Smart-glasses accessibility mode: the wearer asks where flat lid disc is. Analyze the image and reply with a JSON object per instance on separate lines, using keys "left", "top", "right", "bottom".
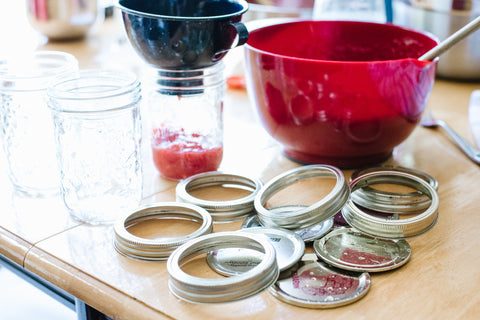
{"left": 207, "top": 227, "right": 305, "bottom": 275}
{"left": 269, "top": 254, "right": 370, "bottom": 308}
{"left": 313, "top": 227, "right": 411, "bottom": 272}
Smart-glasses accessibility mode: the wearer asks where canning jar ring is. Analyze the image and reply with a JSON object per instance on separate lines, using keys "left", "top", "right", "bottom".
{"left": 342, "top": 171, "right": 439, "bottom": 239}
{"left": 350, "top": 165, "right": 438, "bottom": 214}
{"left": 167, "top": 231, "right": 279, "bottom": 303}
{"left": 114, "top": 202, "right": 213, "bottom": 261}
{"left": 176, "top": 171, "right": 263, "bottom": 222}
{"left": 254, "top": 165, "right": 350, "bottom": 230}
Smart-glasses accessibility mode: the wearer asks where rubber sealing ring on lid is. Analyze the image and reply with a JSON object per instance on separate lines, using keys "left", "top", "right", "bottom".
{"left": 350, "top": 165, "right": 438, "bottom": 214}
{"left": 113, "top": 202, "right": 213, "bottom": 261}
{"left": 342, "top": 171, "right": 439, "bottom": 239}
{"left": 167, "top": 231, "right": 279, "bottom": 303}
{"left": 176, "top": 171, "right": 263, "bottom": 222}
{"left": 254, "top": 165, "right": 350, "bottom": 230}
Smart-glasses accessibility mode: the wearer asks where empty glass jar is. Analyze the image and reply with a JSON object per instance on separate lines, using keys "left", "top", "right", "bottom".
{"left": 47, "top": 69, "right": 143, "bottom": 224}
{"left": 0, "top": 51, "right": 78, "bottom": 196}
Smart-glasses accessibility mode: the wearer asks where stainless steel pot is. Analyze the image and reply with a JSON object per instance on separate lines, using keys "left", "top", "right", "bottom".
{"left": 393, "top": 0, "right": 480, "bottom": 80}
{"left": 26, "top": 0, "right": 104, "bottom": 40}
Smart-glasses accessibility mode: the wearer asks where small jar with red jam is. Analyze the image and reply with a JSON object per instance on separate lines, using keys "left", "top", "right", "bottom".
{"left": 145, "top": 63, "right": 225, "bottom": 180}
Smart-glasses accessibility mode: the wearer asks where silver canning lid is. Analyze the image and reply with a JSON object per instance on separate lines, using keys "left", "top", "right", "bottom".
{"left": 313, "top": 227, "right": 411, "bottom": 272}
{"left": 269, "top": 254, "right": 370, "bottom": 308}
{"left": 167, "top": 231, "right": 279, "bottom": 303}
{"left": 206, "top": 227, "right": 305, "bottom": 275}
{"left": 254, "top": 165, "right": 350, "bottom": 230}
{"left": 242, "top": 207, "right": 334, "bottom": 242}
{"left": 114, "top": 202, "right": 213, "bottom": 261}
{"left": 176, "top": 171, "right": 263, "bottom": 222}
{"left": 350, "top": 165, "right": 438, "bottom": 214}
{"left": 342, "top": 171, "right": 440, "bottom": 239}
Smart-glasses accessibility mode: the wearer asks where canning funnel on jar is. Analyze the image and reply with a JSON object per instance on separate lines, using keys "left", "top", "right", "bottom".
{"left": 116, "top": 0, "right": 249, "bottom": 179}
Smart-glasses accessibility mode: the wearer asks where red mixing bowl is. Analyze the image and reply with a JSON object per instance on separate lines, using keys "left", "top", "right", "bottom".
{"left": 244, "top": 20, "right": 438, "bottom": 167}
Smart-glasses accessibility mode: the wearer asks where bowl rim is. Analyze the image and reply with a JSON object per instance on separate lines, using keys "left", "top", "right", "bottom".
{"left": 245, "top": 20, "right": 439, "bottom": 65}
{"left": 116, "top": 0, "right": 249, "bottom": 20}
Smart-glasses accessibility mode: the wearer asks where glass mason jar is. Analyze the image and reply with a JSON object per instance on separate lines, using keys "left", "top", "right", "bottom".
{"left": 47, "top": 69, "right": 143, "bottom": 224}
{"left": 145, "top": 62, "right": 225, "bottom": 180}
{"left": 0, "top": 51, "right": 78, "bottom": 197}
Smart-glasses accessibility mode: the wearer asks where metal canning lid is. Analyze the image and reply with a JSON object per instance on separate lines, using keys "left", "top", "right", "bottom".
{"left": 206, "top": 227, "right": 305, "bottom": 275}
{"left": 176, "top": 171, "right": 263, "bottom": 222}
{"left": 350, "top": 165, "right": 439, "bottom": 214}
{"left": 242, "top": 214, "right": 263, "bottom": 228}
{"left": 342, "top": 171, "right": 440, "bottom": 239}
{"left": 269, "top": 255, "right": 370, "bottom": 308}
{"left": 254, "top": 165, "right": 350, "bottom": 230}
{"left": 242, "top": 207, "right": 334, "bottom": 242}
{"left": 113, "top": 202, "right": 213, "bottom": 261}
{"left": 313, "top": 227, "right": 411, "bottom": 272}
{"left": 167, "top": 231, "right": 279, "bottom": 303}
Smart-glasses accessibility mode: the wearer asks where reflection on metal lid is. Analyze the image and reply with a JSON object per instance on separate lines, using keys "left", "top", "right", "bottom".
{"left": 206, "top": 227, "right": 305, "bottom": 275}
{"left": 313, "top": 227, "right": 411, "bottom": 272}
{"left": 269, "top": 255, "right": 370, "bottom": 308}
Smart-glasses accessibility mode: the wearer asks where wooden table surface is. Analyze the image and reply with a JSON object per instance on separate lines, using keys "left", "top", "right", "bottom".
{"left": 1, "top": 3, "right": 480, "bottom": 320}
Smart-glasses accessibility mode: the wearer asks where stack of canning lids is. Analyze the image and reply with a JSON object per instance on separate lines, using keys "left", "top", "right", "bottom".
{"left": 112, "top": 164, "right": 439, "bottom": 307}
{"left": 246, "top": 164, "right": 439, "bottom": 308}
{"left": 311, "top": 165, "right": 439, "bottom": 276}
